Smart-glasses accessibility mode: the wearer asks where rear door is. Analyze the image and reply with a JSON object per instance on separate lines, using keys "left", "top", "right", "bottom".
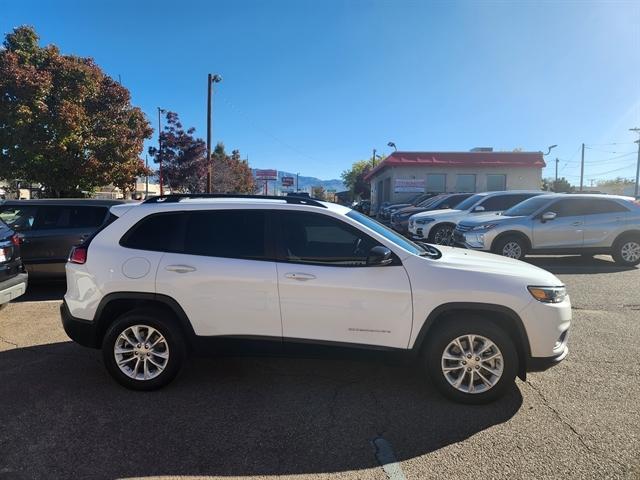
{"left": 581, "top": 199, "right": 629, "bottom": 247}
{"left": 532, "top": 198, "right": 585, "bottom": 249}
{"left": 154, "top": 209, "right": 282, "bottom": 340}
{"left": 274, "top": 210, "right": 413, "bottom": 349}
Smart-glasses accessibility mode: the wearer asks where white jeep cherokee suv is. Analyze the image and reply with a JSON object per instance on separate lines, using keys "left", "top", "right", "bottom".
{"left": 62, "top": 194, "right": 571, "bottom": 404}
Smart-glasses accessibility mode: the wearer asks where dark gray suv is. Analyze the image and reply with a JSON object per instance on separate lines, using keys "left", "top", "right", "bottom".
{"left": 0, "top": 199, "right": 123, "bottom": 278}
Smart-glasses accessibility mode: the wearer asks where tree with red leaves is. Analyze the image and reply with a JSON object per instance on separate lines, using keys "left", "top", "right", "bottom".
{"left": 0, "top": 26, "right": 152, "bottom": 197}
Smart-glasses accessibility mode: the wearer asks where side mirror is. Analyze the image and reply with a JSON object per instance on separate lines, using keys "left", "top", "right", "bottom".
{"left": 541, "top": 211, "right": 557, "bottom": 222}
{"left": 367, "top": 246, "right": 393, "bottom": 266}
{"left": 473, "top": 205, "right": 485, "bottom": 212}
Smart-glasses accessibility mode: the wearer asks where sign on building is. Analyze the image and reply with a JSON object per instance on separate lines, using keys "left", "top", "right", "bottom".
{"left": 394, "top": 178, "right": 425, "bottom": 193}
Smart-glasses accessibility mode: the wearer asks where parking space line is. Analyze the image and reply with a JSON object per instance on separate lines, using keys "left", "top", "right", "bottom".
{"left": 373, "top": 436, "right": 408, "bottom": 480}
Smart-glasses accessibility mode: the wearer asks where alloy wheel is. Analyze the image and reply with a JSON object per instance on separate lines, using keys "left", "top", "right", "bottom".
{"left": 434, "top": 226, "right": 453, "bottom": 245}
{"left": 114, "top": 325, "right": 170, "bottom": 381}
{"left": 620, "top": 241, "right": 640, "bottom": 263}
{"left": 441, "top": 334, "right": 504, "bottom": 394}
{"left": 502, "top": 241, "right": 522, "bottom": 259}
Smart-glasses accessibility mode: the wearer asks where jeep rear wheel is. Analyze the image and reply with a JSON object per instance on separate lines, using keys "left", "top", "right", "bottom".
{"left": 424, "top": 318, "right": 518, "bottom": 404}
{"left": 102, "top": 309, "right": 186, "bottom": 390}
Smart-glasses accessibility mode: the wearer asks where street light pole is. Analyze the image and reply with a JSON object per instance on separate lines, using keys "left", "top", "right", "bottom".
{"left": 630, "top": 128, "right": 640, "bottom": 199}
{"left": 206, "top": 73, "right": 222, "bottom": 194}
{"left": 157, "top": 107, "right": 166, "bottom": 196}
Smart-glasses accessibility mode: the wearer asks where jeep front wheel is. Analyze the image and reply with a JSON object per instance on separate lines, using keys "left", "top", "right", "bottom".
{"left": 424, "top": 318, "right": 518, "bottom": 404}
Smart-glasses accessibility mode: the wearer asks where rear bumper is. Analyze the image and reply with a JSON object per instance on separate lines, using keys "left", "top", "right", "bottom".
{"left": 527, "top": 345, "right": 569, "bottom": 372}
{"left": 0, "top": 272, "right": 28, "bottom": 305}
{"left": 60, "top": 300, "right": 100, "bottom": 348}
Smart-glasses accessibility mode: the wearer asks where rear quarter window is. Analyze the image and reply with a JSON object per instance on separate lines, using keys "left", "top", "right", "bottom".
{"left": 120, "top": 212, "right": 187, "bottom": 252}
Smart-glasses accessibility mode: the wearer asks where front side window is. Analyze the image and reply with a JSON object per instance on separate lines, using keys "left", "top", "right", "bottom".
{"left": 480, "top": 194, "right": 538, "bottom": 212}
{"left": 278, "top": 211, "right": 380, "bottom": 266}
{"left": 546, "top": 199, "right": 584, "bottom": 217}
{"left": 346, "top": 210, "right": 426, "bottom": 256}
{"left": 504, "top": 196, "right": 554, "bottom": 217}
{"left": 455, "top": 194, "right": 485, "bottom": 211}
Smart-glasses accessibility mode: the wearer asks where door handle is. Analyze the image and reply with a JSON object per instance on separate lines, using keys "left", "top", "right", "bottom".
{"left": 284, "top": 272, "right": 316, "bottom": 281}
{"left": 165, "top": 265, "right": 197, "bottom": 274}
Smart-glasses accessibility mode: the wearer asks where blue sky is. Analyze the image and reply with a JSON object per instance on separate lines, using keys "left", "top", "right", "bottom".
{"left": 1, "top": 0, "right": 639, "bottom": 183}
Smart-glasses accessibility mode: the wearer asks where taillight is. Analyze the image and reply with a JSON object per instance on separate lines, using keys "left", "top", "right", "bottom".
{"left": 10, "top": 234, "right": 21, "bottom": 246}
{"left": 69, "top": 246, "right": 88, "bottom": 264}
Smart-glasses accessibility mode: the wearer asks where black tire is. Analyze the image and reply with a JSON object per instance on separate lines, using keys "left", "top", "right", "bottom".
{"left": 429, "top": 224, "right": 454, "bottom": 245}
{"left": 611, "top": 235, "right": 640, "bottom": 267}
{"left": 424, "top": 317, "right": 518, "bottom": 404}
{"left": 492, "top": 235, "right": 528, "bottom": 260}
{"left": 102, "top": 309, "right": 186, "bottom": 391}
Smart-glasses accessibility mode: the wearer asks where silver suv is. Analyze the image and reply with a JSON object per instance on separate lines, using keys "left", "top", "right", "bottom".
{"left": 453, "top": 194, "right": 640, "bottom": 266}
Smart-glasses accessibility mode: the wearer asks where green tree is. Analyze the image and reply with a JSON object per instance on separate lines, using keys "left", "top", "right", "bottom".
{"left": 210, "top": 143, "right": 256, "bottom": 194}
{"left": 341, "top": 158, "right": 380, "bottom": 200}
{"left": 596, "top": 177, "right": 635, "bottom": 195}
{"left": 543, "top": 177, "right": 574, "bottom": 193}
{"left": 311, "top": 185, "right": 326, "bottom": 200}
{"left": 0, "top": 26, "right": 152, "bottom": 197}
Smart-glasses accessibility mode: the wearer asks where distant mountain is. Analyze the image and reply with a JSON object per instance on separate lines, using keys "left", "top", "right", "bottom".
{"left": 251, "top": 169, "right": 345, "bottom": 193}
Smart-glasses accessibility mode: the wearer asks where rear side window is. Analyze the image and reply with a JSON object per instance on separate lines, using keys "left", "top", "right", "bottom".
{"left": 582, "top": 199, "right": 629, "bottom": 215}
{"left": 184, "top": 210, "right": 267, "bottom": 260}
{"left": 29, "top": 205, "right": 107, "bottom": 230}
{"left": 121, "top": 212, "right": 187, "bottom": 252}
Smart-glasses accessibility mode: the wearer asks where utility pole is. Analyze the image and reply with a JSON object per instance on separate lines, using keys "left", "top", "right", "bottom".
{"left": 145, "top": 154, "right": 149, "bottom": 199}
{"left": 157, "top": 107, "right": 166, "bottom": 196}
{"left": 631, "top": 128, "right": 640, "bottom": 199}
{"left": 580, "top": 143, "right": 585, "bottom": 192}
{"left": 296, "top": 172, "right": 299, "bottom": 192}
{"left": 554, "top": 158, "right": 559, "bottom": 189}
{"left": 372, "top": 148, "right": 377, "bottom": 167}
{"left": 206, "top": 74, "right": 222, "bottom": 194}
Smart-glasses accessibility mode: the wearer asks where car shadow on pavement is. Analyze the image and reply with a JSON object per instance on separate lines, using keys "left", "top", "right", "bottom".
{"left": 525, "top": 255, "right": 638, "bottom": 275}
{"left": 0, "top": 341, "right": 522, "bottom": 479}
{"left": 14, "top": 281, "right": 66, "bottom": 302}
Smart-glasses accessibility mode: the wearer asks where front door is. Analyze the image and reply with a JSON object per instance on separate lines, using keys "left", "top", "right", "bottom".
{"left": 274, "top": 210, "right": 413, "bottom": 349}
{"left": 154, "top": 209, "right": 282, "bottom": 339}
{"left": 532, "top": 199, "right": 585, "bottom": 249}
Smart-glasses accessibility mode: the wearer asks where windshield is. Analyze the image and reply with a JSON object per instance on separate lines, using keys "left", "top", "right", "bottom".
{"left": 454, "top": 194, "right": 485, "bottom": 211}
{"left": 347, "top": 210, "right": 430, "bottom": 256}
{"left": 417, "top": 195, "right": 445, "bottom": 208}
{"left": 503, "top": 196, "right": 553, "bottom": 217}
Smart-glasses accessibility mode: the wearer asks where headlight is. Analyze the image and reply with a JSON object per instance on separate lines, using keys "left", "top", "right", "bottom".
{"left": 464, "top": 233, "right": 485, "bottom": 247}
{"left": 470, "top": 223, "right": 497, "bottom": 231}
{"left": 527, "top": 286, "right": 567, "bottom": 303}
{"left": 415, "top": 218, "right": 435, "bottom": 225}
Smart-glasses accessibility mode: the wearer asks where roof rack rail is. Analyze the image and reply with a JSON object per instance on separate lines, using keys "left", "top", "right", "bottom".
{"left": 142, "top": 193, "right": 327, "bottom": 208}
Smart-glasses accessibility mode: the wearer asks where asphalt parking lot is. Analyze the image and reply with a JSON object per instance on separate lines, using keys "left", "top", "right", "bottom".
{"left": 1, "top": 256, "right": 639, "bottom": 480}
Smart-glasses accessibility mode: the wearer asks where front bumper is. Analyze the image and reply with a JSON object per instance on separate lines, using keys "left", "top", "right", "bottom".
{"left": 527, "top": 345, "right": 569, "bottom": 372}
{"left": 0, "top": 272, "right": 28, "bottom": 305}
{"left": 60, "top": 300, "right": 100, "bottom": 348}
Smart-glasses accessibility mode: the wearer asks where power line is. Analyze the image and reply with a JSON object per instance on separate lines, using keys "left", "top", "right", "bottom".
{"left": 584, "top": 163, "right": 636, "bottom": 178}
{"left": 583, "top": 152, "right": 636, "bottom": 164}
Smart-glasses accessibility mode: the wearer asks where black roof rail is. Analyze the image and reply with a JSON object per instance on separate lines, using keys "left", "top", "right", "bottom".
{"left": 142, "top": 193, "right": 327, "bottom": 208}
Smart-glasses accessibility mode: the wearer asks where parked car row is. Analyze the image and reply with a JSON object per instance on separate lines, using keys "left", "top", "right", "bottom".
{"left": 382, "top": 190, "right": 640, "bottom": 266}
